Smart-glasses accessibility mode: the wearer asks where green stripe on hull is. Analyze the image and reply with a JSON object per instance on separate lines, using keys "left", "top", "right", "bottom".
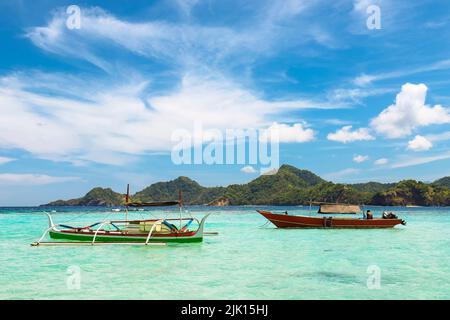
{"left": 49, "top": 231, "right": 203, "bottom": 243}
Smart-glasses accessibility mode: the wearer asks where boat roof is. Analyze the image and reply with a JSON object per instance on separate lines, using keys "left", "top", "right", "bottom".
{"left": 317, "top": 203, "right": 361, "bottom": 214}
{"left": 126, "top": 201, "right": 180, "bottom": 207}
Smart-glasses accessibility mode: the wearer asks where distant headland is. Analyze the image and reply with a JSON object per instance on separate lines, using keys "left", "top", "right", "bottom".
{"left": 42, "top": 165, "right": 450, "bottom": 207}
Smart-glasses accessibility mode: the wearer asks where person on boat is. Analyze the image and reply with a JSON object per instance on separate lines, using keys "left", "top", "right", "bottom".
{"left": 284, "top": 211, "right": 288, "bottom": 215}
{"left": 366, "top": 210, "right": 373, "bottom": 220}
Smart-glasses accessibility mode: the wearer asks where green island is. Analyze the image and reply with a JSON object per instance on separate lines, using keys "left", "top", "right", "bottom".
{"left": 43, "top": 165, "right": 450, "bottom": 207}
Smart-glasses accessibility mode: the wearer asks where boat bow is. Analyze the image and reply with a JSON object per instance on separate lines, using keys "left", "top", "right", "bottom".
{"left": 195, "top": 213, "right": 211, "bottom": 237}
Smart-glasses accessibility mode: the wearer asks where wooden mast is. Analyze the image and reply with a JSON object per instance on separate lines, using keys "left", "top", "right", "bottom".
{"left": 179, "top": 190, "right": 182, "bottom": 229}
{"left": 125, "top": 184, "right": 130, "bottom": 221}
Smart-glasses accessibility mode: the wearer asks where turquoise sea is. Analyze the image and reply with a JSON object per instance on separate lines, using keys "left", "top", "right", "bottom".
{"left": 0, "top": 206, "right": 449, "bottom": 300}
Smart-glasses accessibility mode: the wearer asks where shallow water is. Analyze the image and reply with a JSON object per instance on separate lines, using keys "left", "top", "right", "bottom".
{"left": 0, "top": 206, "right": 449, "bottom": 299}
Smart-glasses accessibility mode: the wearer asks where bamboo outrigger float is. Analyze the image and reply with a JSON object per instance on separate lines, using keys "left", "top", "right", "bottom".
{"left": 31, "top": 186, "right": 212, "bottom": 246}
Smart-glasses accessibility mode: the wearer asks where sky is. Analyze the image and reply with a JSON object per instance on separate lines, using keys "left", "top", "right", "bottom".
{"left": 0, "top": 0, "right": 449, "bottom": 205}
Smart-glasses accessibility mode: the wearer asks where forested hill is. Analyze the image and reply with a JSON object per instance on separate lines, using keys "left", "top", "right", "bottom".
{"left": 43, "top": 165, "right": 450, "bottom": 207}
{"left": 433, "top": 176, "right": 450, "bottom": 188}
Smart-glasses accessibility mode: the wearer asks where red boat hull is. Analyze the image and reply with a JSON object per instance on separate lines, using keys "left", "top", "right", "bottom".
{"left": 257, "top": 210, "right": 404, "bottom": 229}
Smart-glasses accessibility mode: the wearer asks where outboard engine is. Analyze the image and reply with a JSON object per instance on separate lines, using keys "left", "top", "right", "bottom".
{"left": 382, "top": 211, "right": 398, "bottom": 219}
{"left": 382, "top": 211, "right": 406, "bottom": 225}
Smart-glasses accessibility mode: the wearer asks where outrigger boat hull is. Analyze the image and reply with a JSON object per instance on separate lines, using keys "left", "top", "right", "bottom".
{"left": 33, "top": 187, "right": 212, "bottom": 246}
{"left": 257, "top": 210, "right": 404, "bottom": 229}
{"left": 34, "top": 212, "right": 210, "bottom": 245}
{"left": 48, "top": 229, "right": 203, "bottom": 243}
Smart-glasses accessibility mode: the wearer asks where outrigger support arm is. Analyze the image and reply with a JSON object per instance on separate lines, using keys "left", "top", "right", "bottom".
{"left": 91, "top": 219, "right": 164, "bottom": 245}
{"left": 91, "top": 221, "right": 113, "bottom": 245}
{"left": 44, "top": 211, "right": 55, "bottom": 228}
{"left": 36, "top": 226, "right": 54, "bottom": 245}
{"left": 34, "top": 212, "right": 60, "bottom": 245}
{"left": 145, "top": 219, "right": 164, "bottom": 245}
{"left": 196, "top": 213, "right": 211, "bottom": 237}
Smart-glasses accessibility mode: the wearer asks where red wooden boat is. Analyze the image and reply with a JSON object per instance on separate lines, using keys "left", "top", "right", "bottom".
{"left": 257, "top": 210, "right": 406, "bottom": 229}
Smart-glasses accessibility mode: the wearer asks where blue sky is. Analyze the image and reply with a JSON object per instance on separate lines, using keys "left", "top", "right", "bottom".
{"left": 0, "top": 0, "right": 449, "bottom": 205}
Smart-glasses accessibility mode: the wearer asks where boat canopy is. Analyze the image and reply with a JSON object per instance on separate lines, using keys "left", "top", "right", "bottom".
{"left": 126, "top": 201, "right": 180, "bottom": 207}
{"left": 317, "top": 203, "right": 361, "bottom": 214}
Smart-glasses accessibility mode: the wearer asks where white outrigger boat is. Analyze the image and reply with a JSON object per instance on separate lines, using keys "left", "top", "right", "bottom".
{"left": 32, "top": 186, "right": 212, "bottom": 246}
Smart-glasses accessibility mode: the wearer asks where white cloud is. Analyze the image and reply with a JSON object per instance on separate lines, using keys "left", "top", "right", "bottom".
{"left": 353, "top": 154, "right": 369, "bottom": 163}
{"left": 407, "top": 135, "right": 433, "bottom": 152}
{"left": 0, "top": 157, "right": 15, "bottom": 165}
{"left": 327, "top": 126, "right": 375, "bottom": 143}
{"left": 260, "top": 122, "right": 315, "bottom": 143}
{"left": 0, "top": 174, "right": 80, "bottom": 185}
{"left": 240, "top": 166, "right": 257, "bottom": 174}
{"left": 370, "top": 83, "right": 450, "bottom": 138}
{"left": 374, "top": 158, "right": 388, "bottom": 165}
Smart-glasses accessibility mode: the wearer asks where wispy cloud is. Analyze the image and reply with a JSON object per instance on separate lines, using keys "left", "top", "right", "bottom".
{"left": 25, "top": 3, "right": 333, "bottom": 73}
{"left": 323, "top": 168, "right": 360, "bottom": 182}
{"left": 374, "top": 158, "right": 388, "bottom": 165}
{"left": 353, "top": 154, "right": 369, "bottom": 163}
{"left": 354, "top": 59, "right": 450, "bottom": 86}
{"left": 425, "top": 131, "right": 450, "bottom": 142}
{"left": 0, "top": 157, "right": 15, "bottom": 165}
{"left": 328, "top": 87, "right": 395, "bottom": 105}
{"left": 349, "top": 0, "right": 414, "bottom": 35}
{"left": 322, "top": 119, "right": 356, "bottom": 126}
{"left": 391, "top": 152, "right": 450, "bottom": 168}
{"left": 174, "top": 0, "right": 200, "bottom": 18}
{"left": 0, "top": 71, "right": 330, "bottom": 165}
{"left": 26, "top": 7, "right": 247, "bottom": 72}
{"left": 5, "top": 4, "right": 355, "bottom": 166}
{"left": 0, "top": 173, "right": 80, "bottom": 185}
